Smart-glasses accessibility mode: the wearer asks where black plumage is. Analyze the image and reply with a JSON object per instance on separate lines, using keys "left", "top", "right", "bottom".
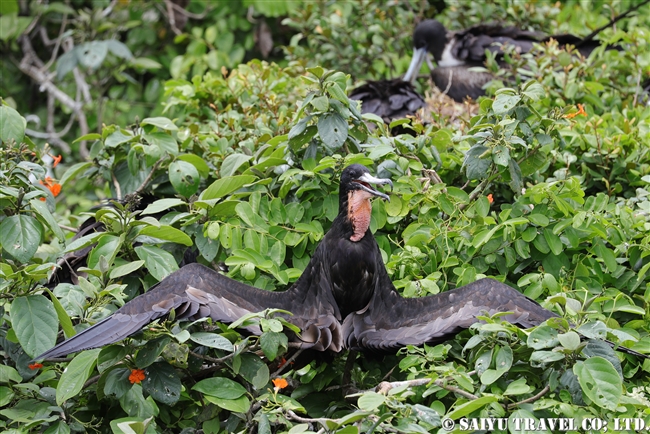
{"left": 348, "top": 78, "right": 425, "bottom": 127}
{"left": 37, "top": 165, "right": 605, "bottom": 360}
{"left": 403, "top": 19, "right": 607, "bottom": 102}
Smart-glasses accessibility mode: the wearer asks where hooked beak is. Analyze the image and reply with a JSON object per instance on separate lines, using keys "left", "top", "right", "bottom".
{"left": 352, "top": 173, "right": 393, "bottom": 201}
{"left": 403, "top": 47, "right": 428, "bottom": 84}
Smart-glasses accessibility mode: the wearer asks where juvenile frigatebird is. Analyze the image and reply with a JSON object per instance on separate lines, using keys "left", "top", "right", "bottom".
{"left": 403, "top": 19, "right": 606, "bottom": 102}
{"left": 348, "top": 78, "right": 426, "bottom": 130}
{"left": 36, "top": 164, "right": 561, "bottom": 359}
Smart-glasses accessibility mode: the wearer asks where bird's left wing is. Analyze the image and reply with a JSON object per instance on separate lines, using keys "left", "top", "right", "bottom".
{"left": 344, "top": 272, "right": 556, "bottom": 351}
{"left": 36, "top": 262, "right": 343, "bottom": 360}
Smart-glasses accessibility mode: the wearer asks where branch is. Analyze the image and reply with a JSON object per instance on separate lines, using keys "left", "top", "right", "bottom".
{"left": 375, "top": 370, "right": 479, "bottom": 400}
{"left": 505, "top": 385, "right": 550, "bottom": 409}
{"left": 271, "top": 348, "right": 303, "bottom": 378}
{"left": 576, "top": 0, "right": 650, "bottom": 46}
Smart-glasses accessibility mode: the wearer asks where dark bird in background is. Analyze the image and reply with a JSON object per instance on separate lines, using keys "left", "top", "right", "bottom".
{"left": 403, "top": 19, "right": 607, "bottom": 102}
{"left": 35, "top": 165, "right": 645, "bottom": 360}
{"left": 348, "top": 79, "right": 426, "bottom": 130}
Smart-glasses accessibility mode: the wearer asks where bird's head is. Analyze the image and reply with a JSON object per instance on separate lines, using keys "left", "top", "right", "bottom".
{"left": 338, "top": 164, "right": 392, "bottom": 242}
{"left": 403, "top": 19, "right": 448, "bottom": 84}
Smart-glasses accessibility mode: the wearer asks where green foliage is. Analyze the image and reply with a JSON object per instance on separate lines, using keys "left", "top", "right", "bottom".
{"left": 2, "top": 0, "right": 650, "bottom": 432}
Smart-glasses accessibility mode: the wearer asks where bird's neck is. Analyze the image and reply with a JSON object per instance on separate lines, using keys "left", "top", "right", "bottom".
{"left": 346, "top": 190, "right": 373, "bottom": 242}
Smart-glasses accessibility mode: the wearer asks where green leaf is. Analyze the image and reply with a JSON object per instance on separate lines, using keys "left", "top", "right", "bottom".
{"left": 59, "top": 162, "right": 93, "bottom": 186}
{"left": 142, "top": 362, "right": 181, "bottom": 406}
{"left": 446, "top": 395, "right": 498, "bottom": 419}
{"left": 144, "top": 132, "right": 178, "bottom": 155}
{"left": 204, "top": 395, "right": 250, "bottom": 413}
{"left": 492, "top": 144, "right": 509, "bottom": 166}
{"left": 221, "top": 154, "right": 253, "bottom": 177}
{"left": 0, "top": 365, "right": 22, "bottom": 383}
{"left": 202, "top": 175, "right": 256, "bottom": 200}
{"left": 56, "top": 349, "right": 101, "bottom": 405}
{"left": 543, "top": 228, "right": 563, "bottom": 256}
{"left": 573, "top": 357, "right": 622, "bottom": 411}
{"left": 134, "top": 245, "right": 179, "bottom": 281}
{"left": 141, "top": 117, "right": 178, "bottom": 131}
{"left": 139, "top": 225, "right": 192, "bottom": 246}
{"left": 260, "top": 331, "right": 288, "bottom": 361}
{"left": 103, "top": 368, "right": 132, "bottom": 399}
{"left": 237, "top": 353, "right": 269, "bottom": 390}
{"left": 317, "top": 113, "right": 348, "bottom": 151}
{"left": 358, "top": 392, "right": 386, "bottom": 411}
{"left": 463, "top": 145, "right": 491, "bottom": 180}
{"left": 109, "top": 260, "right": 145, "bottom": 279}
{"left": 29, "top": 198, "right": 65, "bottom": 241}
{"left": 193, "top": 377, "right": 247, "bottom": 399}
{"left": 503, "top": 378, "right": 531, "bottom": 396}
{"left": 508, "top": 159, "right": 523, "bottom": 193}
{"left": 141, "top": 198, "right": 185, "bottom": 215}
{"left": 527, "top": 326, "right": 558, "bottom": 350}
{"left": 557, "top": 331, "right": 581, "bottom": 351}
{"left": 106, "top": 40, "right": 133, "bottom": 59}
{"left": 77, "top": 41, "right": 108, "bottom": 70}
{"left": 43, "top": 287, "right": 75, "bottom": 339}
{"left": 0, "top": 215, "right": 43, "bottom": 262}
{"left": 0, "top": 104, "right": 26, "bottom": 144}
{"left": 492, "top": 94, "right": 521, "bottom": 114}
{"left": 189, "top": 332, "right": 234, "bottom": 351}
{"left": 87, "top": 234, "right": 122, "bottom": 270}
{"left": 12, "top": 295, "right": 58, "bottom": 358}
{"left": 136, "top": 337, "right": 172, "bottom": 369}
{"left": 105, "top": 130, "right": 135, "bottom": 148}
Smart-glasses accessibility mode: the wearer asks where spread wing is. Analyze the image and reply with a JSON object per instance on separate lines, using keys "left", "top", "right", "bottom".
{"left": 35, "top": 261, "right": 344, "bottom": 360}
{"left": 344, "top": 269, "right": 556, "bottom": 351}
{"left": 452, "top": 24, "right": 541, "bottom": 64}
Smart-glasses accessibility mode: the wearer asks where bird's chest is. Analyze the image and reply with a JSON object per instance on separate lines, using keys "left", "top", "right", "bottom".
{"left": 328, "top": 237, "right": 378, "bottom": 317}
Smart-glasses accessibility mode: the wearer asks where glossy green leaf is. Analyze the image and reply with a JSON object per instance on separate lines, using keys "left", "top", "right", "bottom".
{"left": 56, "top": 349, "right": 101, "bottom": 405}
{"left": 12, "top": 295, "right": 58, "bottom": 358}
{"left": 0, "top": 215, "right": 43, "bottom": 262}
{"left": 142, "top": 362, "right": 181, "bottom": 406}
{"left": 134, "top": 245, "right": 179, "bottom": 281}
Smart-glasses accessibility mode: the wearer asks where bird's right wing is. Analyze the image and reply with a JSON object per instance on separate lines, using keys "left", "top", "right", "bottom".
{"left": 36, "top": 262, "right": 343, "bottom": 360}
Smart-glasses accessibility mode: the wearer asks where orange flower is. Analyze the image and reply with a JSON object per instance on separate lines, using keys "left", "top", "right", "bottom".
{"left": 564, "top": 103, "right": 586, "bottom": 119}
{"left": 50, "top": 154, "right": 62, "bottom": 168}
{"left": 28, "top": 363, "right": 43, "bottom": 370}
{"left": 39, "top": 176, "right": 62, "bottom": 198}
{"left": 487, "top": 194, "right": 494, "bottom": 204}
{"left": 272, "top": 378, "right": 288, "bottom": 389}
{"left": 129, "top": 369, "right": 146, "bottom": 384}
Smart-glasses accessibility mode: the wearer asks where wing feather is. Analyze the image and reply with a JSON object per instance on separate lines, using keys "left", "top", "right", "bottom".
{"left": 35, "top": 261, "right": 342, "bottom": 360}
{"left": 344, "top": 272, "right": 556, "bottom": 351}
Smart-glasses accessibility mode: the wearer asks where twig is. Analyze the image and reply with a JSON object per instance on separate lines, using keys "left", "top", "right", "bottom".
{"left": 458, "top": 177, "right": 490, "bottom": 211}
{"left": 375, "top": 370, "right": 478, "bottom": 400}
{"left": 112, "top": 172, "right": 122, "bottom": 201}
{"left": 576, "top": 0, "right": 650, "bottom": 46}
{"left": 506, "top": 385, "right": 550, "bottom": 409}
{"left": 271, "top": 348, "right": 303, "bottom": 377}
{"left": 189, "top": 350, "right": 236, "bottom": 364}
{"left": 286, "top": 410, "right": 337, "bottom": 428}
{"left": 168, "top": 0, "right": 210, "bottom": 19}
{"left": 134, "top": 159, "right": 162, "bottom": 195}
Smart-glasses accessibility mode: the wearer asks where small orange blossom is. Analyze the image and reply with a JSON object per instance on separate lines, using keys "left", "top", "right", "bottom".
{"left": 29, "top": 363, "right": 43, "bottom": 370}
{"left": 272, "top": 378, "right": 288, "bottom": 389}
{"left": 129, "top": 369, "right": 146, "bottom": 384}
{"left": 564, "top": 103, "right": 586, "bottom": 119}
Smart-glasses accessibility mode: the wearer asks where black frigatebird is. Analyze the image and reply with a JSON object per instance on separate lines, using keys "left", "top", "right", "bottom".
{"left": 38, "top": 164, "right": 630, "bottom": 360}
{"left": 403, "top": 19, "right": 606, "bottom": 102}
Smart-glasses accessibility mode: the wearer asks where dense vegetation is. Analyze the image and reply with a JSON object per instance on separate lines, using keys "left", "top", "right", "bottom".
{"left": 1, "top": 0, "right": 650, "bottom": 433}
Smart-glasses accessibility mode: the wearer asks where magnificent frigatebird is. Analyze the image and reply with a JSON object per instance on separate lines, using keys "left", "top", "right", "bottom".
{"left": 403, "top": 19, "right": 606, "bottom": 102}
{"left": 36, "top": 164, "right": 614, "bottom": 360}
{"left": 348, "top": 78, "right": 426, "bottom": 129}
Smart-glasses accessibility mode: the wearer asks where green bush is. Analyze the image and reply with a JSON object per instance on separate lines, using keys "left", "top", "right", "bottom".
{"left": 2, "top": 0, "right": 650, "bottom": 432}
